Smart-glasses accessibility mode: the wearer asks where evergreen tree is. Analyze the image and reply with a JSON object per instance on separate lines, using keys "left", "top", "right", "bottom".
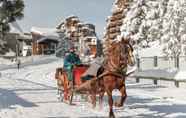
{"left": 120, "top": 0, "right": 186, "bottom": 57}
{"left": 0, "top": 0, "right": 24, "bottom": 54}
{"left": 121, "top": 0, "right": 147, "bottom": 48}
{"left": 121, "top": 0, "right": 168, "bottom": 49}
{"left": 161, "top": 0, "right": 186, "bottom": 57}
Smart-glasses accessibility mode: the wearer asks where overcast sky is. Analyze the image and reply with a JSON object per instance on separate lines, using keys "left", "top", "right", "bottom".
{"left": 17, "top": 0, "right": 114, "bottom": 38}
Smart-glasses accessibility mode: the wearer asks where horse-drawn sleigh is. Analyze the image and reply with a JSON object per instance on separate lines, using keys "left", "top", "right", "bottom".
{"left": 55, "top": 38, "right": 135, "bottom": 118}
{"left": 55, "top": 64, "right": 90, "bottom": 104}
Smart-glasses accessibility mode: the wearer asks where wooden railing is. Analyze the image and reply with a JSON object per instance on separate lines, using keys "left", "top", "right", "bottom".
{"left": 132, "top": 56, "right": 186, "bottom": 87}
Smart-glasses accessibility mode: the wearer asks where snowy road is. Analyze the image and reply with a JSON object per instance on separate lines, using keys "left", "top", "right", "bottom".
{"left": 0, "top": 59, "right": 186, "bottom": 118}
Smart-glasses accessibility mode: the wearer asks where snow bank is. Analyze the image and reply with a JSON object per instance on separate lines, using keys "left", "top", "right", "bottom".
{"left": 0, "top": 55, "right": 60, "bottom": 71}
{"left": 134, "top": 68, "right": 186, "bottom": 81}
{"left": 137, "top": 41, "right": 164, "bottom": 57}
{"left": 0, "top": 58, "right": 15, "bottom": 65}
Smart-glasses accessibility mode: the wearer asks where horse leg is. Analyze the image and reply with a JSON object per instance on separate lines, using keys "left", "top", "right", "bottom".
{"left": 57, "top": 79, "right": 60, "bottom": 95}
{"left": 57, "top": 81, "right": 62, "bottom": 100}
{"left": 59, "top": 89, "right": 64, "bottom": 102}
{"left": 115, "top": 85, "right": 127, "bottom": 107}
{"left": 107, "top": 90, "right": 115, "bottom": 118}
{"left": 99, "top": 90, "right": 104, "bottom": 109}
{"left": 64, "top": 87, "right": 68, "bottom": 101}
{"left": 57, "top": 80, "right": 63, "bottom": 101}
{"left": 90, "top": 91, "right": 96, "bottom": 108}
{"left": 63, "top": 75, "right": 69, "bottom": 101}
{"left": 69, "top": 90, "right": 73, "bottom": 105}
{"left": 57, "top": 88, "right": 60, "bottom": 95}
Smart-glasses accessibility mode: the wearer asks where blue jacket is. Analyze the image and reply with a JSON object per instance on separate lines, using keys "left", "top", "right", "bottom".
{"left": 63, "top": 52, "right": 81, "bottom": 70}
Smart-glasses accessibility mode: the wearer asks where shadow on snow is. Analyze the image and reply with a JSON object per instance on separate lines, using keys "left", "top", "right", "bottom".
{"left": 0, "top": 88, "right": 37, "bottom": 110}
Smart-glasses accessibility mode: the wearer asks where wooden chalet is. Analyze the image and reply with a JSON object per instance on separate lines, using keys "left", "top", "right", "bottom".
{"left": 31, "top": 27, "right": 60, "bottom": 55}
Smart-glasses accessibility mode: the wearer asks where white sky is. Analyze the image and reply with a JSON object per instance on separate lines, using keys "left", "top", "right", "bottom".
{"left": 17, "top": 0, "right": 114, "bottom": 38}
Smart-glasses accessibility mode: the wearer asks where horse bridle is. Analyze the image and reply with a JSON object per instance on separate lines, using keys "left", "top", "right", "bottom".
{"left": 119, "top": 42, "right": 133, "bottom": 67}
{"left": 126, "top": 43, "right": 134, "bottom": 65}
{"left": 107, "top": 42, "right": 133, "bottom": 73}
{"left": 96, "top": 42, "right": 134, "bottom": 80}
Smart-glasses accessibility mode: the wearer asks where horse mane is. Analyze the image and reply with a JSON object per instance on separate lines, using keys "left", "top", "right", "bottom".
{"left": 102, "top": 37, "right": 133, "bottom": 73}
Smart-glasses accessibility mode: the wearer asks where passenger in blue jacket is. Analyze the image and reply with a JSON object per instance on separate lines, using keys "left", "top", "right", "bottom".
{"left": 63, "top": 47, "right": 81, "bottom": 81}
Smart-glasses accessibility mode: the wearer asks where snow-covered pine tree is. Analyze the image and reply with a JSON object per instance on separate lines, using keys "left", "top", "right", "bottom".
{"left": 121, "top": 0, "right": 147, "bottom": 48}
{"left": 161, "top": 0, "right": 186, "bottom": 57}
{"left": 121, "top": 0, "right": 167, "bottom": 49}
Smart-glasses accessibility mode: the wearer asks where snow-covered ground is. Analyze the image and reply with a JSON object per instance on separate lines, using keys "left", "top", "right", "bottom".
{"left": 0, "top": 55, "right": 59, "bottom": 71}
{"left": 134, "top": 68, "right": 186, "bottom": 81}
{"left": 0, "top": 57, "right": 186, "bottom": 118}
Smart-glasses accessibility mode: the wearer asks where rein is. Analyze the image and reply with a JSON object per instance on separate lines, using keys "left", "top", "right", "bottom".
{"left": 96, "top": 71, "right": 123, "bottom": 80}
{"left": 96, "top": 68, "right": 135, "bottom": 80}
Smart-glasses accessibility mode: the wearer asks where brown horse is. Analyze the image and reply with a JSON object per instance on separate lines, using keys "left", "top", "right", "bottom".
{"left": 56, "top": 38, "right": 134, "bottom": 117}
{"left": 74, "top": 38, "right": 135, "bottom": 117}
{"left": 96, "top": 38, "right": 135, "bottom": 118}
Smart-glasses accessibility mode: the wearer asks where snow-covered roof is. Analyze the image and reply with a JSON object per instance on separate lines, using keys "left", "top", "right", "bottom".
{"left": 37, "top": 35, "right": 60, "bottom": 43}
{"left": 19, "top": 34, "right": 32, "bottom": 40}
{"left": 31, "top": 27, "right": 59, "bottom": 38}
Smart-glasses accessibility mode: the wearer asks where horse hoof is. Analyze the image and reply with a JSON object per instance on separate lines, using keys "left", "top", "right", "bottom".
{"left": 109, "top": 115, "right": 115, "bottom": 118}
{"left": 114, "top": 102, "right": 123, "bottom": 107}
{"left": 109, "top": 111, "right": 115, "bottom": 118}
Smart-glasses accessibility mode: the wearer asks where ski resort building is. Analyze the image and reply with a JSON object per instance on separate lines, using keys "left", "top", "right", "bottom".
{"left": 30, "top": 16, "right": 99, "bottom": 57}
{"left": 56, "top": 16, "right": 98, "bottom": 57}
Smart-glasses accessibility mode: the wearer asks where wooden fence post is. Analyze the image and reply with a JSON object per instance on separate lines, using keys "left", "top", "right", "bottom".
{"left": 137, "top": 57, "right": 140, "bottom": 70}
{"left": 174, "top": 56, "right": 179, "bottom": 69}
{"left": 153, "top": 79, "right": 158, "bottom": 85}
{"left": 153, "top": 56, "right": 158, "bottom": 85}
{"left": 154, "top": 56, "right": 158, "bottom": 67}
{"left": 175, "top": 56, "right": 179, "bottom": 87}
{"left": 175, "top": 80, "right": 179, "bottom": 88}
{"left": 136, "top": 58, "right": 140, "bottom": 83}
{"left": 136, "top": 77, "right": 140, "bottom": 83}
{"left": 176, "top": 56, "right": 179, "bottom": 69}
